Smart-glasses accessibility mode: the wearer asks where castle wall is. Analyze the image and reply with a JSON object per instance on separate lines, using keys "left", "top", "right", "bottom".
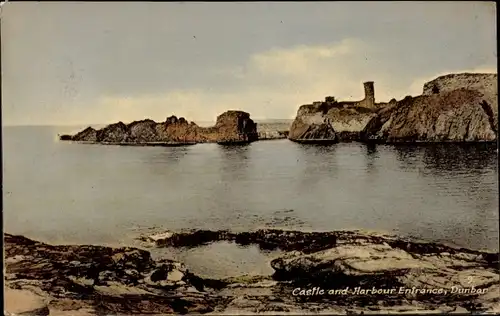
{"left": 337, "top": 81, "right": 376, "bottom": 109}
{"left": 302, "top": 81, "right": 378, "bottom": 112}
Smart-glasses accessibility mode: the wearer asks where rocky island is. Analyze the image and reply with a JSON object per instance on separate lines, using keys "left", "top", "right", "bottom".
{"left": 4, "top": 230, "right": 499, "bottom": 315}
{"left": 60, "top": 73, "right": 497, "bottom": 146}
{"left": 59, "top": 110, "right": 262, "bottom": 146}
{"left": 289, "top": 73, "right": 498, "bottom": 143}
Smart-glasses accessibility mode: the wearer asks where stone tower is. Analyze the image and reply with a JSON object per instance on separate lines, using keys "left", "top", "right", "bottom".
{"left": 363, "top": 81, "right": 375, "bottom": 108}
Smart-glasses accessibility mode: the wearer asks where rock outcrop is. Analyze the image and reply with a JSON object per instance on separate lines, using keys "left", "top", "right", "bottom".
{"left": 6, "top": 230, "right": 498, "bottom": 315}
{"left": 60, "top": 110, "right": 259, "bottom": 145}
{"left": 288, "top": 101, "right": 379, "bottom": 143}
{"left": 288, "top": 103, "right": 339, "bottom": 143}
{"left": 364, "top": 89, "right": 497, "bottom": 142}
{"left": 140, "top": 228, "right": 500, "bottom": 314}
{"left": 4, "top": 233, "right": 222, "bottom": 315}
{"left": 423, "top": 73, "right": 498, "bottom": 133}
{"left": 289, "top": 73, "right": 498, "bottom": 143}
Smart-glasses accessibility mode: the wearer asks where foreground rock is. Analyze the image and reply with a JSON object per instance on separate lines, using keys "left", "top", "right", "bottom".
{"left": 60, "top": 110, "right": 259, "bottom": 145}
{"left": 5, "top": 230, "right": 499, "bottom": 315}
{"left": 4, "top": 233, "right": 224, "bottom": 315}
{"left": 4, "top": 288, "right": 49, "bottom": 316}
{"left": 289, "top": 73, "right": 498, "bottom": 143}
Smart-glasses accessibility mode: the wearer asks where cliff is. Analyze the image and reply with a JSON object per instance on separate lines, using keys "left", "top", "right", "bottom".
{"left": 289, "top": 73, "right": 498, "bottom": 143}
{"left": 364, "top": 89, "right": 497, "bottom": 142}
{"left": 5, "top": 230, "right": 499, "bottom": 315}
{"left": 60, "top": 110, "right": 259, "bottom": 145}
{"left": 288, "top": 102, "right": 379, "bottom": 142}
{"left": 423, "top": 73, "right": 498, "bottom": 133}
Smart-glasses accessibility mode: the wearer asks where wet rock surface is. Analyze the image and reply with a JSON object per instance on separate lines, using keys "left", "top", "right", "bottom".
{"left": 140, "top": 229, "right": 340, "bottom": 253}
{"left": 4, "top": 233, "right": 219, "bottom": 315}
{"left": 289, "top": 73, "right": 498, "bottom": 143}
{"left": 5, "top": 230, "right": 499, "bottom": 315}
{"left": 59, "top": 110, "right": 258, "bottom": 145}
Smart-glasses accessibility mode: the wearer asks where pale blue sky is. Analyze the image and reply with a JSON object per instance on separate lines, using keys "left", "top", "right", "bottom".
{"left": 1, "top": 1, "right": 497, "bottom": 125}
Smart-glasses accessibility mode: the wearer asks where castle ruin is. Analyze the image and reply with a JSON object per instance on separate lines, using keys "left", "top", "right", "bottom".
{"left": 304, "top": 81, "right": 382, "bottom": 115}
{"left": 314, "top": 81, "right": 377, "bottom": 109}
{"left": 338, "top": 81, "right": 376, "bottom": 109}
{"left": 362, "top": 81, "right": 375, "bottom": 108}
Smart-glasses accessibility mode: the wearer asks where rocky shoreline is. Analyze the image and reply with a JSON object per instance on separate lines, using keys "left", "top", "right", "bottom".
{"left": 288, "top": 73, "right": 498, "bottom": 144}
{"left": 59, "top": 111, "right": 262, "bottom": 146}
{"left": 59, "top": 110, "right": 290, "bottom": 147}
{"left": 5, "top": 229, "right": 499, "bottom": 315}
{"left": 60, "top": 72, "right": 497, "bottom": 147}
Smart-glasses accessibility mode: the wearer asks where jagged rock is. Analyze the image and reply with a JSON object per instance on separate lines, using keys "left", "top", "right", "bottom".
{"left": 326, "top": 107, "right": 378, "bottom": 141}
{"left": 288, "top": 103, "right": 380, "bottom": 143}
{"left": 60, "top": 110, "right": 258, "bottom": 145}
{"left": 288, "top": 103, "right": 337, "bottom": 142}
{"left": 165, "top": 115, "right": 180, "bottom": 125}
{"left": 127, "top": 119, "right": 160, "bottom": 143}
{"left": 270, "top": 243, "right": 436, "bottom": 281}
{"left": 423, "top": 73, "right": 498, "bottom": 133}
{"left": 96, "top": 121, "right": 129, "bottom": 143}
{"left": 364, "top": 89, "right": 497, "bottom": 142}
{"left": 289, "top": 73, "right": 498, "bottom": 143}
{"left": 5, "top": 231, "right": 499, "bottom": 314}
{"left": 214, "top": 110, "right": 258, "bottom": 143}
{"left": 269, "top": 237, "right": 498, "bottom": 312}
{"left": 58, "top": 134, "right": 73, "bottom": 141}
{"left": 70, "top": 127, "right": 97, "bottom": 142}
{"left": 3, "top": 233, "right": 216, "bottom": 314}
{"left": 288, "top": 82, "right": 381, "bottom": 143}
{"left": 141, "top": 229, "right": 338, "bottom": 253}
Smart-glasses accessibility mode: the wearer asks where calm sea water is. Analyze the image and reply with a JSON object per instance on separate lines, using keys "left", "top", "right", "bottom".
{"left": 3, "top": 126, "right": 499, "bottom": 259}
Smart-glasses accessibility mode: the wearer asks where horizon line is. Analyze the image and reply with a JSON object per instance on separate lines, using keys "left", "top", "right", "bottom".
{"left": 2, "top": 118, "right": 295, "bottom": 128}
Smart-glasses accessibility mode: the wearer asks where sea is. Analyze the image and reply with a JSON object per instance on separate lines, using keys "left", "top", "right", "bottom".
{"left": 3, "top": 122, "right": 498, "bottom": 278}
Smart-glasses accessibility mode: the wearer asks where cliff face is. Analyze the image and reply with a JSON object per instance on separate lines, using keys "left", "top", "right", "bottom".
{"left": 289, "top": 73, "right": 498, "bottom": 143}
{"left": 62, "top": 110, "right": 258, "bottom": 145}
{"left": 214, "top": 111, "right": 258, "bottom": 143}
{"left": 288, "top": 104, "right": 338, "bottom": 142}
{"left": 288, "top": 101, "right": 385, "bottom": 142}
{"left": 364, "top": 89, "right": 497, "bottom": 142}
{"left": 423, "top": 73, "right": 498, "bottom": 132}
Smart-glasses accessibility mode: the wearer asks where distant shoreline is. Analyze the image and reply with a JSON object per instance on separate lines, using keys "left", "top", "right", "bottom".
{"left": 2, "top": 119, "right": 295, "bottom": 128}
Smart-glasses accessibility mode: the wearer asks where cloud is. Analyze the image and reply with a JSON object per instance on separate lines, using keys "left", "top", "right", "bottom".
{"left": 2, "top": 2, "right": 496, "bottom": 126}
{"left": 248, "top": 38, "right": 360, "bottom": 77}
{"left": 7, "top": 38, "right": 497, "bottom": 126}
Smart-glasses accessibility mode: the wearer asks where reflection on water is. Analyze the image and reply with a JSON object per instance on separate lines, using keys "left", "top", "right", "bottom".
{"left": 388, "top": 143, "right": 498, "bottom": 250}
{"left": 3, "top": 126, "right": 498, "bottom": 252}
{"left": 393, "top": 143, "right": 497, "bottom": 174}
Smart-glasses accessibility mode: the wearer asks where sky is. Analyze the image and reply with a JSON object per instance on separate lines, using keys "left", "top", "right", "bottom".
{"left": 1, "top": 1, "right": 497, "bottom": 126}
